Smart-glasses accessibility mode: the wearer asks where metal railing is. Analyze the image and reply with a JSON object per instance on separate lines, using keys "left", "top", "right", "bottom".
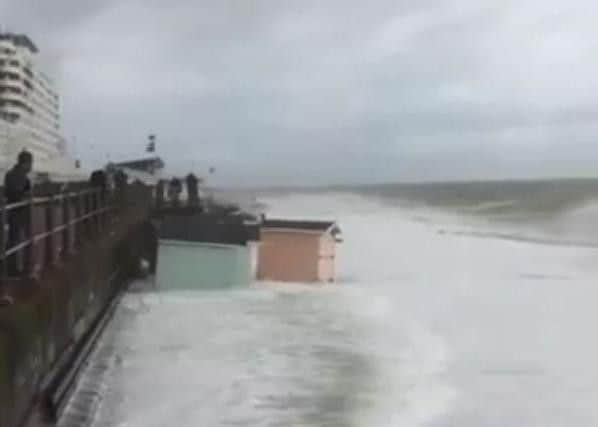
{"left": 0, "top": 187, "right": 113, "bottom": 281}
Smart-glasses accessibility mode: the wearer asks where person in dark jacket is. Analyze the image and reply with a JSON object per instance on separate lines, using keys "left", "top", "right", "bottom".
{"left": 112, "top": 169, "right": 128, "bottom": 209}
{"left": 114, "top": 169, "right": 127, "bottom": 188}
{"left": 185, "top": 173, "right": 200, "bottom": 208}
{"left": 89, "top": 170, "right": 108, "bottom": 230}
{"left": 168, "top": 177, "right": 182, "bottom": 207}
{"left": 4, "top": 150, "right": 33, "bottom": 275}
{"left": 90, "top": 169, "right": 107, "bottom": 193}
{"left": 5, "top": 150, "right": 32, "bottom": 203}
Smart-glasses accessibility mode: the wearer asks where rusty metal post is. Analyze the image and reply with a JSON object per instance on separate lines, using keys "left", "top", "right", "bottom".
{"left": 63, "top": 194, "right": 70, "bottom": 257}
{"left": 89, "top": 190, "right": 95, "bottom": 236}
{"left": 83, "top": 191, "right": 89, "bottom": 241}
{"left": 76, "top": 192, "right": 80, "bottom": 247}
{"left": 0, "top": 195, "right": 6, "bottom": 281}
{"left": 25, "top": 190, "right": 34, "bottom": 277}
{"left": 67, "top": 194, "right": 74, "bottom": 254}
{"left": 96, "top": 190, "right": 102, "bottom": 234}
{"left": 46, "top": 195, "right": 55, "bottom": 266}
{"left": 156, "top": 179, "right": 165, "bottom": 210}
{"left": 82, "top": 192, "right": 88, "bottom": 241}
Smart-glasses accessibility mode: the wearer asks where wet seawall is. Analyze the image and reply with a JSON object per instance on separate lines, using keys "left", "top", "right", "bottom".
{"left": 0, "top": 183, "right": 155, "bottom": 427}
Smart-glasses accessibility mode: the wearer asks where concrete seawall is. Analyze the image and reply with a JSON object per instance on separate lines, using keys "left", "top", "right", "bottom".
{"left": 0, "top": 185, "right": 154, "bottom": 427}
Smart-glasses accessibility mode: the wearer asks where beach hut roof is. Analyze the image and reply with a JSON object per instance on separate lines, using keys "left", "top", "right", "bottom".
{"left": 262, "top": 219, "right": 340, "bottom": 236}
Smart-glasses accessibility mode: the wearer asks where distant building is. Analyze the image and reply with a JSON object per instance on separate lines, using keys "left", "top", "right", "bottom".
{"left": 258, "top": 219, "right": 342, "bottom": 283}
{"left": 0, "top": 32, "right": 81, "bottom": 180}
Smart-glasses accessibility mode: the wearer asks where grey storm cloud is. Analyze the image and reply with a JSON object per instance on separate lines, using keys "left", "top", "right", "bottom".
{"left": 2, "top": 0, "right": 598, "bottom": 185}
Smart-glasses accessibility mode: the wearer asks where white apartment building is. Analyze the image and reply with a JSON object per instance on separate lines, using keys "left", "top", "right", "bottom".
{"left": 0, "top": 33, "right": 81, "bottom": 180}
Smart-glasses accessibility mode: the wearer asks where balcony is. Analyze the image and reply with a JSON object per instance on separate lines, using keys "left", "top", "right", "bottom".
{"left": 0, "top": 105, "right": 21, "bottom": 119}
{"left": 0, "top": 83, "right": 23, "bottom": 95}
{"left": 0, "top": 110, "right": 18, "bottom": 123}
{"left": 0, "top": 71, "right": 20, "bottom": 81}
{"left": 0, "top": 97, "right": 33, "bottom": 115}
{"left": 0, "top": 62, "right": 23, "bottom": 76}
{"left": 0, "top": 93, "right": 23, "bottom": 104}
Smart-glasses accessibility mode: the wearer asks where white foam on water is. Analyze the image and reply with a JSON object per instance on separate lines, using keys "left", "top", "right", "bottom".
{"left": 74, "top": 191, "right": 598, "bottom": 427}
{"left": 265, "top": 192, "right": 598, "bottom": 426}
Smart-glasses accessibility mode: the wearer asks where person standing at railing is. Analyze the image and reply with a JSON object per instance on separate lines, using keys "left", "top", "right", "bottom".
{"left": 90, "top": 169, "right": 108, "bottom": 204}
{"left": 186, "top": 173, "right": 200, "bottom": 208}
{"left": 168, "top": 177, "right": 182, "bottom": 207}
{"left": 90, "top": 169, "right": 107, "bottom": 192}
{"left": 4, "top": 150, "right": 33, "bottom": 276}
{"left": 113, "top": 169, "right": 128, "bottom": 210}
{"left": 90, "top": 170, "right": 108, "bottom": 231}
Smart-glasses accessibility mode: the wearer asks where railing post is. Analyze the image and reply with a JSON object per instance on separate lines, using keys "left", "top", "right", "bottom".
{"left": 102, "top": 190, "right": 107, "bottom": 229}
{"left": 82, "top": 191, "right": 88, "bottom": 241}
{"left": 156, "top": 180, "right": 164, "bottom": 210}
{"left": 25, "top": 190, "right": 34, "bottom": 277}
{"left": 63, "top": 193, "right": 71, "bottom": 257}
{"left": 108, "top": 188, "right": 116, "bottom": 228}
{"left": 86, "top": 191, "right": 93, "bottom": 238}
{"left": 0, "top": 195, "right": 6, "bottom": 281}
{"left": 75, "top": 191, "right": 83, "bottom": 248}
{"left": 95, "top": 190, "right": 102, "bottom": 234}
{"left": 101, "top": 190, "right": 107, "bottom": 230}
{"left": 46, "top": 195, "right": 55, "bottom": 266}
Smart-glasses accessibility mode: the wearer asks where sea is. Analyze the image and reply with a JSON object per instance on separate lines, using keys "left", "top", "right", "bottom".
{"left": 61, "top": 179, "right": 598, "bottom": 427}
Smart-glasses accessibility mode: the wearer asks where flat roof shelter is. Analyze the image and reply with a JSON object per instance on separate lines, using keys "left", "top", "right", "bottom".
{"left": 107, "top": 157, "right": 165, "bottom": 184}
{"left": 258, "top": 219, "right": 342, "bottom": 283}
{"left": 110, "top": 156, "right": 165, "bottom": 173}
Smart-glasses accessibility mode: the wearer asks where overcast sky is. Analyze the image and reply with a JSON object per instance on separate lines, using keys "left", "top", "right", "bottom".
{"left": 2, "top": 0, "right": 598, "bottom": 186}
